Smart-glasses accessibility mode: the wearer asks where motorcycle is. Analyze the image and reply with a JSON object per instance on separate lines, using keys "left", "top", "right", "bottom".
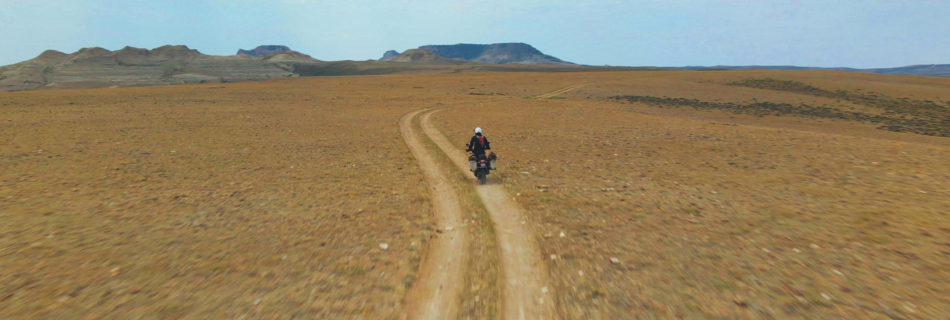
{"left": 466, "top": 145, "right": 497, "bottom": 185}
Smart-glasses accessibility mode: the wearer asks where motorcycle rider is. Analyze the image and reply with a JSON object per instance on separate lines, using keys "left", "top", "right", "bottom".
{"left": 466, "top": 127, "right": 491, "bottom": 157}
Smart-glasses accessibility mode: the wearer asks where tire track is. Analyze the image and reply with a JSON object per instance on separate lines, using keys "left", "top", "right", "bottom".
{"left": 399, "top": 109, "right": 468, "bottom": 320}
{"left": 420, "top": 110, "right": 556, "bottom": 320}
{"left": 533, "top": 83, "right": 589, "bottom": 99}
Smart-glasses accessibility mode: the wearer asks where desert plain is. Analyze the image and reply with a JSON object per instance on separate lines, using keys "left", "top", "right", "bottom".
{"left": 1, "top": 70, "right": 948, "bottom": 319}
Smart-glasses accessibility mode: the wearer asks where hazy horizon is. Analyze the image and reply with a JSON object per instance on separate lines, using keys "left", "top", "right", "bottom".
{"left": 1, "top": 0, "right": 947, "bottom": 68}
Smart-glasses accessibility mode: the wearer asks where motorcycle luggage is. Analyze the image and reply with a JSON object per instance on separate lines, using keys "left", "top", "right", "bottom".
{"left": 470, "top": 160, "right": 477, "bottom": 172}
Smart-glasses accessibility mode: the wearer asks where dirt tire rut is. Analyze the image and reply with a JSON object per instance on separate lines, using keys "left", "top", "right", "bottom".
{"left": 420, "top": 110, "right": 556, "bottom": 320}
{"left": 533, "top": 83, "right": 589, "bottom": 99}
{"left": 399, "top": 109, "right": 468, "bottom": 320}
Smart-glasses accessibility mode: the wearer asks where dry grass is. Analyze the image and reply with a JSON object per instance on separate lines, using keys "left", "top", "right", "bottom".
{"left": 432, "top": 70, "right": 950, "bottom": 319}
{"left": 0, "top": 79, "right": 434, "bottom": 319}
{"left": 2, "top": 70, "right": 948, "bottom": 319}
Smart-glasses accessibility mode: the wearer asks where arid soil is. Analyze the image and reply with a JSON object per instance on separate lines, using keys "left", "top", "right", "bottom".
{"left": 399, "top": 109, "right": 467, "bottom": 319}
{"left": 0, "top": 79, "right": 435, "bottom": 319}
{"left": 1, "top": 70, "right": 948, "bottom": 319}
{"left": 419, "top": 110, "right": 555, "bottom": 320}
{"left": 433, "top": 71, "right": 950, "bottom": 319}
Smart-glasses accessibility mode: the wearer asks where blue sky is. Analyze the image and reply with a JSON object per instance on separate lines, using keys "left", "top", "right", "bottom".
{"left": 1, "top": 0, "right": 947, "bottom": 68}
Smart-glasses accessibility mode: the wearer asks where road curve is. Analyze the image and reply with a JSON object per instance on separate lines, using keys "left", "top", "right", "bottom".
{"left": 420, "top": 110, "right": 556, "bottom": 320}
{"left": 399, "top": 109, "right": 468, "bottom": 320}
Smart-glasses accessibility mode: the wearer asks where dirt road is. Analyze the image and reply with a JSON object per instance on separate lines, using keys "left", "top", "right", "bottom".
{"left": 399, "top": 109, "right": 468, "bottom": 320}
{"left": 420, "top": 110, "right": 556, "bottom": 320}
{"left": 532, "top": 83, "right": 588, "bottom": 99}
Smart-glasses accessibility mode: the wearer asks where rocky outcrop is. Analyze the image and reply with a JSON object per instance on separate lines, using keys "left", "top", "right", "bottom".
{"left": 386, "top": 49, "right": 467, "bottom": 64}
{"left": 379, "top": 50, "right": 400, "bottom": 61}
{"left": 262, "top": 51, "right": 319, "bottom": 63}
{"left": 237, "top": 45, "right": 291, "bottom": 57}
{"left": 0, "top": 45, "right": 321, "bottom": 91}
{"left": 417, "top": 43, "right": 573, "bottom": 65}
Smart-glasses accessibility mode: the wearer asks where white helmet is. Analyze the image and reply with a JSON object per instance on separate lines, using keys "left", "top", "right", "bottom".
{"left": 474, "top": 127, "right": 482, "bottom": 134}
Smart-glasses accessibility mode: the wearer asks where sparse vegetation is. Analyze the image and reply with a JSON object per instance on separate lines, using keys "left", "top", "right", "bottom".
{"left": 160, "top": 64, "right": 184, "bottom": 79}
{"left": 433, "top": 70, "right": 950, "bottom": 319}
{"left": 724, "top": 78, "right": 950, "bottom": 136}
{"left": 2, "top": 70, "right": 948, "bottom": 319}
{"left": 0, "top": 78, "right": 434, "bottom": 319}
{"left": 610, "top": 89, "right": 949, "bottom": 137}
{"left": 728, "top": 78, "right": 839, "bottom": 97}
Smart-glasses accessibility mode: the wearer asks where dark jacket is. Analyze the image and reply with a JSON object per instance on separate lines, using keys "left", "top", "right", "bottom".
{"left": 467, "top": 134, "right": 491, "bottom": 155}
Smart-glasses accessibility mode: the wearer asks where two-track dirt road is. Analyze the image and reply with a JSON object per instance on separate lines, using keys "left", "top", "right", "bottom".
{"left": 401, "top": 108, "right": 555, "bottom": 320}
{"left": 399, "top": 109, "right": 468, "bottom": 320}
{"left": 532, "top": 83, "right": 588, "bottom": 99}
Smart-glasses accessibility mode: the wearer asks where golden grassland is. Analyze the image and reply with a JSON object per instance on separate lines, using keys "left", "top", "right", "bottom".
{"left": 0, "top": 79, "right": 440, "bottom": 318}
{"left": 1, "top": 70, "right": 949, "bottom": 319}
{"left": 434, "top": 70, "right": 950, "bottom": 318}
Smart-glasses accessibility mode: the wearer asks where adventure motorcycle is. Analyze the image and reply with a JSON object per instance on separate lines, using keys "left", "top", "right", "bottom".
{"left": 466, "top": 146, "right": 497, "bottom": 185}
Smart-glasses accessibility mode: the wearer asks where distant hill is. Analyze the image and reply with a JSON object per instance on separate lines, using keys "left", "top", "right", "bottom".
{"left": 381, "top": 43, "right": 574, "bottom": 65}
{"left": 386, "top": 49, "right": 468, "bottom": 65}
{"left": 3, "top": 43, "right": 947, "bottom": 91}
{"left": 680, "top": 64, "right": 950, "bottom": 77}
{"left": 238, "top": 45, "right": 291, "bottom": 57}
{"left": 0, "top": 45, "right": 320, "bottom": 91}
{"left": 868, "top": 64, "right": 950, "bottom": 77}
{"left": 379, "top": 50, "right": 400, "bottom": 61}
